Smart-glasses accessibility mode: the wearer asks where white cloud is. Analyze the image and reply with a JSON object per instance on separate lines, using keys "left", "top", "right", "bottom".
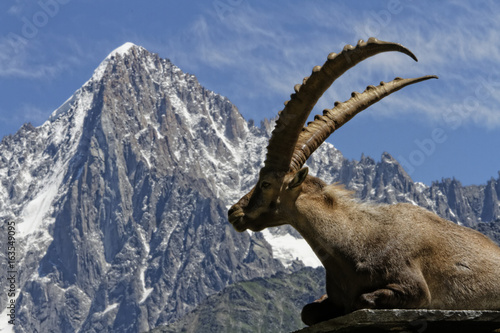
{"left": 0, "top": 35, "right": 83, "bottom": 79}
{"left": 7, "top": 0, "right": 26, "bottom": 16}
{"left": 8, "top": 5, "right": 23, "bottom": 16}
{"left": 0, "top": 104, "right": 49, "bottom": 129}
{"left": 19, "top": 104, "right": 49, "bottom": 124}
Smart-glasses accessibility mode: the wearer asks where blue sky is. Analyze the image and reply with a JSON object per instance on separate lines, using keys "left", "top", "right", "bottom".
{"left": 1, "top": 0, "right": 500, "bottom": 186}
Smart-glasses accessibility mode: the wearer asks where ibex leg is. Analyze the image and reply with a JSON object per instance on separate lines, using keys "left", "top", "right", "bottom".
{"left": 356, "top": 272, "right": 431, "bottom": 309}
{"left": 301, "top": 294, "right": 344, "bottom": 326}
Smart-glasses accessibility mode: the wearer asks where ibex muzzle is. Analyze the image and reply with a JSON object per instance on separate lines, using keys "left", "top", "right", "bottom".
{"left": 228, "top": 38, "right": 500, "bottom": 326}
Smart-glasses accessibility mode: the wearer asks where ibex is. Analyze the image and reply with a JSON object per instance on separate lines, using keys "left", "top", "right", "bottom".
{"left": 227, "top": 38, "right": 500, "bottom": 326}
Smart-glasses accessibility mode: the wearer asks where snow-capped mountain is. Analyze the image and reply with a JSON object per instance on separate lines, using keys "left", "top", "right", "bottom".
{"left": 0, "top": 43, "right": 498, "bottom": 333}
{"left": 0, "top": 43, "right": 283, "bottom": 333}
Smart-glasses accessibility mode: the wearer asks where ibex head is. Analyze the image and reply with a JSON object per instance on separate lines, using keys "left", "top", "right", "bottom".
{"left": 229, "top": 167, "right": 309, "bottom": 232}
{"left": 228, "top": 38, "right": 436, "bottom": 232}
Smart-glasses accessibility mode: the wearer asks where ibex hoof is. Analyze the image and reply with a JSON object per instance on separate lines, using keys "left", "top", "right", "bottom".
{"left": 358, "top": 293, "right": 378, "bottom": 309}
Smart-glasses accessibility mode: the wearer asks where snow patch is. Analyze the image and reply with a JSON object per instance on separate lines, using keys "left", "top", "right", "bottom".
{"left": 92, "top": 42, "right": 143, "bottom": 82}
{"left": 414, "top": 182, "right": 428, "bottom": 193}
{"left": 18, "top": 88, "right": 89, "bottom": 238}
{"left": 139, "top": 269, "right": 154, "bottom": 304}
{"left": 138, "top": 229, "right": 153, "bottom": 303}
{"left": 261, "top": 229, "right": 322, "bottom": 268}
{"left": 0, "top": 307, "right": 15, "bottom": 333}
{"left": 102, "top": 303, "right": 119, "bottom": 315}
{"left": 48, "top": 93, "right": 77, "bottom": 122}
{"left": 108, "top": 42, "right": 138, "bottom": 58}
{"left": 19, "top": 172, "right": 62, "bottom": 237}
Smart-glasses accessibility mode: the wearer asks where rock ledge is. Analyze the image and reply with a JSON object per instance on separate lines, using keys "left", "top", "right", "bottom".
{"left": 293, "top": 309, "right": 500, "bottom": 333}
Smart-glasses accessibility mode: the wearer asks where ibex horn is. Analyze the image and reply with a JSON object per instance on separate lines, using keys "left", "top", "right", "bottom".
{"left": 262, "top": 38, "right": 419, "bottom": 175}
{"left": 290, "top": 75, "right": 438, "bottom": 171}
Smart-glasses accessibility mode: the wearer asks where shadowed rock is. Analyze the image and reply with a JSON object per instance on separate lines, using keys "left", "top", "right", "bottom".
{"left": 293, "top": 309, "right": 500, "bottom": 333}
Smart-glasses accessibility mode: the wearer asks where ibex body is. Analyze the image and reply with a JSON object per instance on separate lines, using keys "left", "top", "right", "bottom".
{"left": 228, "top": 38, "right": 500, "bottom": 325}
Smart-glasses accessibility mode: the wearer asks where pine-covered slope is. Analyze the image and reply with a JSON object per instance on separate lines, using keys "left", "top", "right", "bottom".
{"left": 0, "top": 43, "right": 498, "bottom": 333}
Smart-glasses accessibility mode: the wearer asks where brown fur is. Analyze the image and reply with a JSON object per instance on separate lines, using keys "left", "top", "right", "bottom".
{"left": 228, "top": 172, "right": 500, "bottom": 325}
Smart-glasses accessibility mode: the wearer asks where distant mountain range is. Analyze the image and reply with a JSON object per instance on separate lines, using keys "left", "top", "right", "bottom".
{"left": 0, "top": 43, "right": 498, "bottom": 333}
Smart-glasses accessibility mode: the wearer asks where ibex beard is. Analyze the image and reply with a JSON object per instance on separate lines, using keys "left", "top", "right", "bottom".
{"left": 227, "top": 38, "right": 500, "bottom": 326}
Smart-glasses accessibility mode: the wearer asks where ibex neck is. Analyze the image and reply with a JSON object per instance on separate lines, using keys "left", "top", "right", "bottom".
{"left": 291, "top": 182, "right": 366, "bottom": 266}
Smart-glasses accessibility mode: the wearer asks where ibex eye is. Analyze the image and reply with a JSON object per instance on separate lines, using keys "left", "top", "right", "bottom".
{"left": 261, "top": 181, "right": 271, "bottom": 189}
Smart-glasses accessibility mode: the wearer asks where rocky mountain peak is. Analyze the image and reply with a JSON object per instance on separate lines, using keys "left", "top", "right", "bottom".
{"left": 0, "top": 43, "right": 280, "bottom": 333}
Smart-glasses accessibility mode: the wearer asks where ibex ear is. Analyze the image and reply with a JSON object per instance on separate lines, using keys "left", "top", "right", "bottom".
{"left": 289, "top": 167, "right": 309, "bottom": 189}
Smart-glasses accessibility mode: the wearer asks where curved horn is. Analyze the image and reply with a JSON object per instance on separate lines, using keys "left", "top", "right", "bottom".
{"left": 289, "top": 75, "right": 438, "bottom": 171}
{"left": 261, "top": 38, "right": 418, "bottom": 174}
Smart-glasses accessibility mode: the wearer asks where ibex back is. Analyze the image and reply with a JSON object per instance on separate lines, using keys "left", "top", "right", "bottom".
{"left": 227, "top": 38, "right": 500, "bottom": 326}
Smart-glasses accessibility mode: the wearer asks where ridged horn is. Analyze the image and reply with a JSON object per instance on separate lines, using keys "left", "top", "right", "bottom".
{"left": 289, "top": 75, "right": 439, "bottom": 171}
{"left": 262, "top": 38, "right": 418, "bottom": 174}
